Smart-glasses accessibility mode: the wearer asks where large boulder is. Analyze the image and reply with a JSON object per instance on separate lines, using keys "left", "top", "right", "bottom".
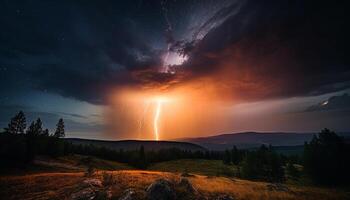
{"left": 146, "top": 179, "right": 176, "bottom": 200}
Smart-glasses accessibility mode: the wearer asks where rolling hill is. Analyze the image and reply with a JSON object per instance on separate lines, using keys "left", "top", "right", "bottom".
{"left": 65, "top": 138, "right": 206, "bottom": 152}
{"left": 180, "top": 131, "right": 350, "bottom": 150}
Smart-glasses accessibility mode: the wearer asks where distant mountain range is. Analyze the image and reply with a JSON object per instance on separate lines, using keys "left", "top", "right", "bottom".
{"left": 66, "top": 138, "right": 206, "bottom": 152}
{"left": 179, "top": 132, "right": 350, "bottom": 150}
{"left": 66, "top": 131, "right": 350, "bottom": 153}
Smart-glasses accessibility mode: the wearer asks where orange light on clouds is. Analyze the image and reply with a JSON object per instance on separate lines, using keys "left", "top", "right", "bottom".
{"left": 105, "top": 80, "right": 236, "bottom": 140}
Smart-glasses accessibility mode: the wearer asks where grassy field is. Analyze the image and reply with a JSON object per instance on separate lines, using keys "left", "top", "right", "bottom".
{"left": 1, "top": 156, "right": 349, "bottom": 199}
{"left": 149, "top": 159, "right": 237, "bottom": 177}
{"left": 1, "top": 170, "right": 349, "bottom": 200}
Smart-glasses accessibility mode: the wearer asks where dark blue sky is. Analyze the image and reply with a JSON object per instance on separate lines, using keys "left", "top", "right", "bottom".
{"left": 1, "top": 0, "right": 350, "bottom": 139}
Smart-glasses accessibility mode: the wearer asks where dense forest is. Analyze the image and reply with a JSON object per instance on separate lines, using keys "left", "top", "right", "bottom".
{"left": 1, "top": 111, "right": 349, "bottom": 186}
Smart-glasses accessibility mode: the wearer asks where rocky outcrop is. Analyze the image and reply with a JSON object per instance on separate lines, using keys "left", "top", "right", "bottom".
{"left": 146, "top": 179, "right": 176, "bottom": 200}
{"left": 70, "top": 178, "right": 106, "bottom": 200}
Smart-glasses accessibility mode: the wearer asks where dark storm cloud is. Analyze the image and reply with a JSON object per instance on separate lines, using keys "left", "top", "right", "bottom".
{"left": 179, "top": 0, "right": 350, "bottom": 101}
{"left": 305, "top": 93, "right": 350, "bottom": 112}
{"left": 1, "top": 0, "right": 349, "bottom": 105}
{"left": 0, "top": 0, "right": 164, "bottom": 104}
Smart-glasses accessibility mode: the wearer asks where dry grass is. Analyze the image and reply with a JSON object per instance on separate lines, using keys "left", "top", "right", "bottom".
{"left": 188, "top": 175, "right": 350, "bottom": 200}
{"left": 0, "top": 172, "right": 84, "bottom": 200}
{"left": 0, "top": 170, "right": 349, "bottom": 200}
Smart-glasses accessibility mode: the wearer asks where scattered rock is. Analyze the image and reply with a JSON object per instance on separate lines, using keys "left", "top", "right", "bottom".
{"left": 215, "top": 194, "right": 235, "bottom": 200}
{"left": 82, "top": 178, "right": 103, "bottom": 188}
{"left": 118, "top": 188, "right": 146, "bottom": 200}
{"left": 146, "top": 179, "right": 176, "bottom": 200}
{"left": 70, "top": 178, "right": 105, "bottom": 200}
{"left": 70, "top": 187, "right": 97, "bottom": 200}
{"left": 118, "top": 189, "right": 136, "bottom": 200}
{"left": 266, "top": 183, "right": 290, "bottom": 192}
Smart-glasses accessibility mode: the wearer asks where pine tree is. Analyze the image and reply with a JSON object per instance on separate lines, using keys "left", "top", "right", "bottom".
{"left": 138, "top": 145, "right": 147, "bottom": 169}
{"left": 34, "top": 118, "right": 43, "bottom": 135}
{"left": 5, "top": 111, "right": 26, "bottom": 134}
{"left": 54, "top": 118, "right": 65, "bottom": 138}
{"left": 231, "top": 146, "right": 240, "bottom": 165}
{"left": 303, "top": 128, "right": 349, "bottom": 185}
{"left": 223, "top": 150, "right": 231, "bottom": 165}
{"left": 26, "top": 121, "right": 36, "bottom": 136}
{"left": 26, "top": 119, "right": 43, "bottom": 136}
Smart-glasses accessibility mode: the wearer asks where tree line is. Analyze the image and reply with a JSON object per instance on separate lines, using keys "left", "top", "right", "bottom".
{"left": 222, "top": 145, "right": 286, "bottom": 182}
{"left": 0, "top": 111, "right": 223, "bottom": 169}
{"left": 1, "top": 111, "right": 66, "bottom": 167}
{"left": 1, "top": 111, "right": 349, "bottom": 186}
{"left": 66, "top": 142, "right": 224, "bottom": 169}
{"left": 220, "top": 128, "right": 350, "bottom": 186}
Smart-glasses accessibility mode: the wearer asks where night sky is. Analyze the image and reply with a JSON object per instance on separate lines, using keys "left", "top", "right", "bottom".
{"left": 1, "top": 0, "right": 350, "bottom": 140}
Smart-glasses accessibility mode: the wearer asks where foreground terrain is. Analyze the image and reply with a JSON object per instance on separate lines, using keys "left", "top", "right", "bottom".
{"left": 0, "top": 155, "right": 349, "bottom": 200}
{"left": 1, "top": 170, "right": 349, "bottom": 200}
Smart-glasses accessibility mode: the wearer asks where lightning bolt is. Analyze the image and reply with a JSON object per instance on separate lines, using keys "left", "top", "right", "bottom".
{"left": 154, "top": 100, "right": 162, "bottom": 141}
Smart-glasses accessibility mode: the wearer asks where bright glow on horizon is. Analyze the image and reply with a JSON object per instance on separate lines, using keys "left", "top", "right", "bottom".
{"left": 106, "top": 85, "right": 222, "bottom": 140}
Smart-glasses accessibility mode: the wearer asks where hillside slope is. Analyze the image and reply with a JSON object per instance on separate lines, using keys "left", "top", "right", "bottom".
{"left": 181, "top": 132, "right": 350, "bottom": 150}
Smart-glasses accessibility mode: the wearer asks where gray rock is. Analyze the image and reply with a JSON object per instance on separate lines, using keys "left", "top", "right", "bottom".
{"left": 82, "top": 178, "right": 103, "bottom": 188}
{"left": 146, "top": 179, "right": 176, "bottom": 200}
{"left": 118, "top": 189, "right": 138, "bottom": 200}
{"left": 70, "top": 187, "right": 97, "bottom": 200}
{"left": 70, "top": 178, "right": 105, "bottom": 200}
{"left": 215, "top": 194, "right": 235, "bottom": 200}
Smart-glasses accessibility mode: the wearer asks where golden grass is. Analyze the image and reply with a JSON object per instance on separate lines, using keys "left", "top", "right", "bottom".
{"left": 0, "top": 173, "right": 84, "bottom": 200}
{"left": 1, "top": 170, "right": 349, "bottom": 200}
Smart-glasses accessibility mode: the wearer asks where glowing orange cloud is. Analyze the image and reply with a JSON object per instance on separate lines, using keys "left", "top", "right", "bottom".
{"left": 105, "top": 81, "right": 230, "bottom": 140}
